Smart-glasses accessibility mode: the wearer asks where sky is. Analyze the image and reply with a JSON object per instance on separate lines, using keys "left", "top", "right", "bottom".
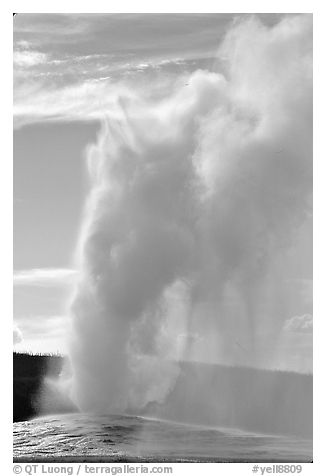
{"left": 13, "top": 13, "right": 312, "bottom": 372}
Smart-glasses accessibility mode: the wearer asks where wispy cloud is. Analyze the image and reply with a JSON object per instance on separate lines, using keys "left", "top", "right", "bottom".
{"left": 13, "top": 268, "right": 78, "bottom": 287}
{"left": 284, "top": 314, "right": 313, "bottom": 333}
{"left": 14, "top": 50, "right": 48, "bottom": 67}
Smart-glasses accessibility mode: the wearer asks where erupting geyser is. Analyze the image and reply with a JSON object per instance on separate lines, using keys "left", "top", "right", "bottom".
{"left": 69, "top": 15, "right": 312, "bottom": 415}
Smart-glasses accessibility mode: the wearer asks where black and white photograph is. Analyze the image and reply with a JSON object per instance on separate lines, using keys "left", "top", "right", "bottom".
{"left": 12, "top": 9, "right": 313, "bottom": 468}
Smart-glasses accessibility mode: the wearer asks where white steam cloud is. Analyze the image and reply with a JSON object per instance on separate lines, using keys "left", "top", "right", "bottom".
{"left": 69, "top": 15, "right": 312, "bottom": 413}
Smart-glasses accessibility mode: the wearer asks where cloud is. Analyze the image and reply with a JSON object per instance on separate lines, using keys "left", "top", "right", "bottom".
{"left": 13, "top": 268, "right": 78, "bottom": 287}
{"left": 14, "top": 315, "right": 69, "bottom": 354}
{"left": 13, "top": 324, "right": 23, "bottom": 345}
{"left": 15, "top": 40, "right": 32, "bottom": 49}
{"left": 14, "top": 50, "right": 48, "bottom": 67}
{"left": 16, "top": 314, "right": 68, "bottom": 336}
{"left": 284, "top": 314, "right": 313, "bottom": 333}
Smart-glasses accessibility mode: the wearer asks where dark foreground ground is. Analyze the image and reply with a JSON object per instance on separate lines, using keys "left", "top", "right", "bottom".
{"left": 13, "top": 353, "right": 312, "bottom": 438}
{"left": 14, "top": 412, "right": 312, "bottom": 463}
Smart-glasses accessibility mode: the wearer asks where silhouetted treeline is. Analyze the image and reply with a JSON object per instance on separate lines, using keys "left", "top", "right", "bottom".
{"left": 13, "top": 352, "right": 63, "bottom": 422}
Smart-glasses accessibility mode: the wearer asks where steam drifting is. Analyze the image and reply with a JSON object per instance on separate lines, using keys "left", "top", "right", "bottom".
{"left": 69, "top": 15, "right": 312, "bottom": 413}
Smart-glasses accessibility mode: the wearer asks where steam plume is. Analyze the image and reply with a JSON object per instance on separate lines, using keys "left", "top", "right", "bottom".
{"left": 69, "top": 15, "right": 312, "bottom": 413}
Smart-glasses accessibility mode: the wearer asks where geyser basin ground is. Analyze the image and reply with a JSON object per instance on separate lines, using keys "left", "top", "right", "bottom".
{"left": 13, "top": 413, "right": 312, "bottom": 463}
